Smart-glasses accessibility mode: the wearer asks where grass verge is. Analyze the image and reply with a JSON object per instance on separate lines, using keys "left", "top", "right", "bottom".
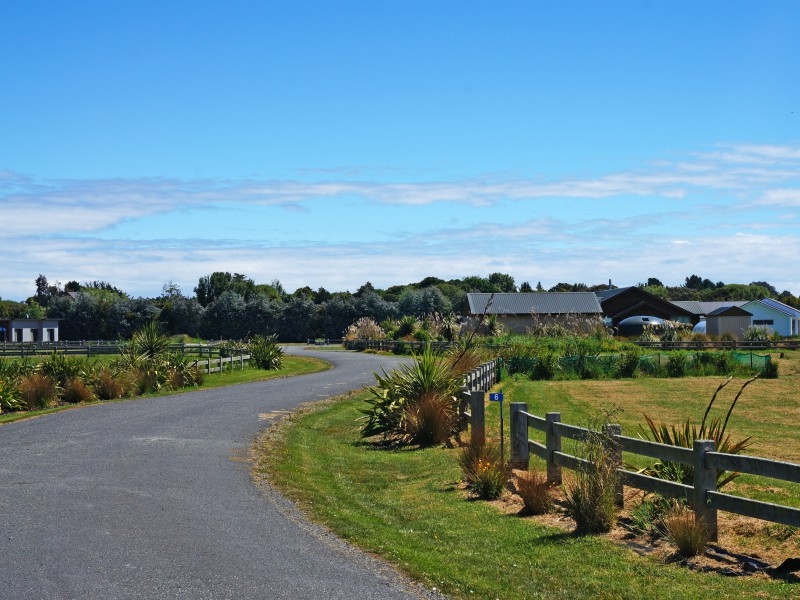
{"left": 254, "top": 391, "right": 797, "bottom": 599}
{"left": 0, "top": 355, "right": 329, "bottom": 425}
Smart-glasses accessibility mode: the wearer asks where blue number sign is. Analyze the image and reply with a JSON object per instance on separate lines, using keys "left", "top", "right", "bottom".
{"left": 489, "top": 392, "right": 504, "bottom": 402}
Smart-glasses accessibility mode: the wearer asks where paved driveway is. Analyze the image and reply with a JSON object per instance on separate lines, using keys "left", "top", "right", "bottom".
{"left": 0, "top": 348, "right": 423, "bottom": 599}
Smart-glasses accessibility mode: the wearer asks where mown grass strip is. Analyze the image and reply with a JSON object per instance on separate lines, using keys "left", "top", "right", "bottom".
{"left": 0, "top": 355, "right": 329, "bottom": 425}
{"left": 256, "top": 392, "right": 797, "bottom": 599}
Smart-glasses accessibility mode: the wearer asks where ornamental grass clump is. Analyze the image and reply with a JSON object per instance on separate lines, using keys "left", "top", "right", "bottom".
{"left": 563, "top": 423, "right": 620, "bottom": 534}
{"left": 344, "top": 317, "right": 385, "bottom": 341}
{"left": 459, "top": 442, "right": 508, "bottom": 500}
{"left": 516, "top": 469, "right": 553, "bottom": 515}
{"left": 18, "top": 373, "right": 59, "bottom": 410}
{"left": 92, "top": 369, "right": 130, "bottom": 400}
{"left": 62, "top": 377, "right": 95, "bottom": 404}
{"left": 663, "top": 505, "right": 710, "bottom": 557}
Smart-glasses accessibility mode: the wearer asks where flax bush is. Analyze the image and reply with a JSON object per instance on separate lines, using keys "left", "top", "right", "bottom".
{"left": 0, "top": 377, "right": 24, "bottom": 413}
{"left": 361, "top": 345, "right": 460, "bottom": 446}
{"left": 250, "top": 334, "right": 284, "bottom": 370}
{"left": 640, "top": 377, "right": 755, "bottom": 488}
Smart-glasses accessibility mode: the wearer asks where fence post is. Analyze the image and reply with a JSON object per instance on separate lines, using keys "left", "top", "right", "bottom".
{"left": 470, "top": 391, "right": 485, "bottom": 448}
{"left": 693, "top": 439, "right": 718, "bottom": 542}
{"left": 603, "top": 424, "right": 624, "bottom": 507}
{"left": 510, "top": 402, "right": 529, "bottom": 470}
{"left": 545, "top": 412, "right": 562, "bottom": 485}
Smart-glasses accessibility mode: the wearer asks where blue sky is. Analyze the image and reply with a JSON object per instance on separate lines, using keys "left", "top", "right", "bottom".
{"left": 2, "top": 1, "right": 799, "bottom": 300}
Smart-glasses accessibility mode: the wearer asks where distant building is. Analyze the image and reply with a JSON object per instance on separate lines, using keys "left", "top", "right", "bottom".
{"left": 0, "top": 318, "right": 60, "bottom": 343}
{"left": 466, "top": 292, "right": 603, "bottom": 333}
{"left": 740, "top": 298, "right": 800, "bottom": 337}
{"left": 704, "top": 306, "right": 752, "bottom": 339}
{"left": 595, "top": 287, "right": 695, "bottom": 326}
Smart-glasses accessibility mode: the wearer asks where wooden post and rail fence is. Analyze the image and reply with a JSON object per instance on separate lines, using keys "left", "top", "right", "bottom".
{"left": 456, "top": 361, "right": 800, "bottom": 541}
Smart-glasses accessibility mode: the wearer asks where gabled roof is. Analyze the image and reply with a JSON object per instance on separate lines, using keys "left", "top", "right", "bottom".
{"left": 467, "top": 292, "right": 602, "bottom": 315}
{"left": 670, "top": 300, "right": 748, "bottom": 316}
{"left": 706, "top": 306, "right": 752, "bottom": 317}
{"left": 758, "top": 298, "right": 800, "bottom": 318}
{"left": 594, "top": 287, "right": 627, "bottom": 302}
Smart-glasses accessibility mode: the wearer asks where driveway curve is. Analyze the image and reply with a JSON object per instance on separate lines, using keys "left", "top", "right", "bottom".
{"left": 0, "top": 348, "right": 422, "bottom": 599}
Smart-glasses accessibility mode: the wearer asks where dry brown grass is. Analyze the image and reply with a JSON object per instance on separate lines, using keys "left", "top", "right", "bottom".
{"left": 519, "top": 351, "right": 800, "bottom": 463}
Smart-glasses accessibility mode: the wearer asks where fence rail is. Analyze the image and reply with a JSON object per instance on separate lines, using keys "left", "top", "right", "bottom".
{"left": 634, "top": 339, "right": 800, "bottom": 350}
{"left": 0, "top": 341, "right": 243, "bottom": 358}
{"left": 190, "top": 354, "right": 251, "bottom": 374}
{"left": 501, "top": 405, "right": 800, "bottom": 540}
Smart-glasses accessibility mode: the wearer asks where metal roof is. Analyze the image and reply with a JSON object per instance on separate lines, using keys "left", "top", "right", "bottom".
{"left": 706, "top": 306, "right": 752, "bottom": 317}
{"left": 594, "top": 287, "right": 629, "bottom": 302}
{"left": 758, "top": 298, "right": 800, "bottom": 318}
{"left": 670, "top": 300, "right": 748, "bottom": 315}
{"left": 467, "top": 292, "right": 602, "bottom": 315}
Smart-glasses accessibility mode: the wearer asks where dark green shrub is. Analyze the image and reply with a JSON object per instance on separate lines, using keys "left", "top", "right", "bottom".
{"left": 615, "top": 348, "right": 641, "bottom": 378}
{"left": 762, "top": 357, "right": 779, "bottom": 379}
{"left": 713, "top": 351, "right": 737, "bottom": 374}
{"left": 666, "top": 353, "right": 688, "bottom": 377}
{"left": 392, "top": 341, "right": 409, "bottom": 355}
{"left": 533, "top": 353, "right": 559, "bottom": 380}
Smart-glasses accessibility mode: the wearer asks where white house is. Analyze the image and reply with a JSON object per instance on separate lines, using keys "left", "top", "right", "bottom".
{"left": 740, "top": 299, "right": 800, "bottom": 337}
{"left": 0, "top": 318, "right": 60, "bottom": 343}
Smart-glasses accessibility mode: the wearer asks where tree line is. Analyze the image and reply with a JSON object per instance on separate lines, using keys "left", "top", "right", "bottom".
{"left": 0, "top": 272, "right": 796, "bottom": 342}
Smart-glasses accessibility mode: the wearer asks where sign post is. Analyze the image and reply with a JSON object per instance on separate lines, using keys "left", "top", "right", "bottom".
{"left": 489, "top": 391, "right": 504, "bottom": 463}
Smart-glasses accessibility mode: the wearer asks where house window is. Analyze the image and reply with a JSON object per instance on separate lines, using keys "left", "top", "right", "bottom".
{"left": 753, "top": 319, "right": 774, "bottom": 326}
{"left": 47, "top": 328, "right": 55, "bottom": 342}
{"left": 31, "top": 329, "right": 38, "bottom": 342}
{"left": 14, "top": 329, "right": 23, "bottom": 342}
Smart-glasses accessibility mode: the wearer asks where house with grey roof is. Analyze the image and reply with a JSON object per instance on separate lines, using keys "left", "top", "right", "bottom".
{"left": 740, "top": 298, "right": 800, "bottom": 337}
{"left": 0, "top": 318, "right": 60, "bottom": 343}
{"left": 669, "top": 300, "right": 748, "bottom": 319}
{"left": 466, "top": 292, "right": 603, "bottom": 333}
{"left": 595, "top": 287, "right": 696, "bottom": 326}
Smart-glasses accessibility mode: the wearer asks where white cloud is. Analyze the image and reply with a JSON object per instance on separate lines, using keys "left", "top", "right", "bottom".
{"left": 2, "top": 142, "right": 800, "bottom": 299}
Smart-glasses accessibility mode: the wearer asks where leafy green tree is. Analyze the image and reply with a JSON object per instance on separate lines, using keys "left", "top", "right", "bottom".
{"left": 488, "top": 272, "right": 516, "bottom": 293}
{"left": 519, "top": 281, "right": 533, "bottom": 292}
{"left": 195, "top": 272, "right": 255, "bottom": 307}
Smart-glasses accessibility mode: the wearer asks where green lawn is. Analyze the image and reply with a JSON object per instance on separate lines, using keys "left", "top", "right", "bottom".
{"left": 256, "top": 391, "right": 798, "bottom": 599}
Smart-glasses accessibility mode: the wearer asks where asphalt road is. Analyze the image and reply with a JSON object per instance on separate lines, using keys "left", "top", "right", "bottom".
{"left": 0, "top": 348, "right": 424, "bottom": 600}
